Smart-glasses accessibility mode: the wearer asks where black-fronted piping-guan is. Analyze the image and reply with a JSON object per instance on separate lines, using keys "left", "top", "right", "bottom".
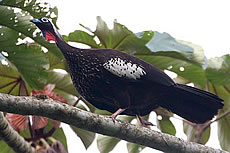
{"left": 31, "top": 17, "right": 223, "bottom": 125}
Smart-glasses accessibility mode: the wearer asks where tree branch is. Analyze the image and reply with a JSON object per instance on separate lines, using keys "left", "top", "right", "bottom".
{"left": 0, "top": 93, "right": 227, "bottom": 153}
{"left": 0, "top": 112, "right": 35, "bottom": 153}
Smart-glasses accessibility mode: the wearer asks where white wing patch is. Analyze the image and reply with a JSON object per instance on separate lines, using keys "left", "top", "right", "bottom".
{"left": 103, "top": 57, "right": 146, "bottom": 79}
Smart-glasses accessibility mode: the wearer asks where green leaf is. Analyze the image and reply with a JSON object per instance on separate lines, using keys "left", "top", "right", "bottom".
{"left": 52, "top": 127, "right": 68, "bottom": 152}
{"left": 7, "top": 44, "right": 49, "bottom": 89}
{"left": 0, "top": 0, "right": 58, "bottom": 22}
{"left": 0, "top": 25, "right": 49, "bottom": 89}
{"left": 97, "top": 135, "right": 121, "bottom": 153}
{"left": 117, "top": 31, "right": 153, "bottom": 54}
{"left": 146, "top": 32, "right": 193, "bottom": 58}
{"left": 47, "top": 52, "right": 67, "bottom": 70}
{"left": 94, "top": 16, "right": 133, "bottom": 49}
{"left": 0, "top": 141, "right": 14, "bottom": 153}
{"left": 209, "top": 84, "right": 230, "bottom": 152}
{"left": 0, "top": 0, "right": 63, "bottom": 59}
{"left": 44, "top": 120, "right": 67, "bottom": 151}
{"left": 0, "top": 57, "right": 32, "bottom": 95}
{"left": 71, "top": 126, "right": 96, "bottom": 149}
{"left": 68, "top": 30, "right": 100, "bottom": 48}
{"left": 183, "top": 121, "right": 210, "bottom": 145}
{"left": 157, "top": 116, "right": 176, "bottom": 136}
{"left": 218, "top": 109, "right": 230, "bottom": 152}
{"left": 0, "top": 0, "right": 66, "bottom": 90}
{"left": 178, "top": 39, "right": 205, "bottom": 65}
{"left": 110, "top": 21, "right": 133, "bottom": 49}
{"left": 47, "top": 70, "right": 79, "bottom": 104}
{"left": 94, "top": 16, "right": 110, "bottom": 48}
{"left": 137, "top": 55, "right": 206, "bottom": 87}
{"left": 127, "top": 142, "right": 145, "bottom": 153}
{"left": 206, "top": 55, "right": 230, "bottom": 85}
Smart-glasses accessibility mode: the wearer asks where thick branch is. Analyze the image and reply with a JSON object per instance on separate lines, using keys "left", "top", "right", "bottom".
{"left": 0, "top": 93, "right": 227, "bottom": 153}
{"left": 0, "top": 112, "right": 35, "bottom": 153}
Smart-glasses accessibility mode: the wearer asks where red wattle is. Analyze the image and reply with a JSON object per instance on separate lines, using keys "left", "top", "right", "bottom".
{"left": 46, "top": 32, "right": 56, "bottom": 42}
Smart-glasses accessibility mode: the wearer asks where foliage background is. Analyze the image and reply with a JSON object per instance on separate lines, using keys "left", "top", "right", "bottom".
{"left": 0, "top": 0, "right": 230, "bottom": 153}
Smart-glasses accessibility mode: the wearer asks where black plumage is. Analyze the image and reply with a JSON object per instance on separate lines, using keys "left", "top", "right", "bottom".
{"left": 31, "top": 17, "right": 224, "bottom": 124}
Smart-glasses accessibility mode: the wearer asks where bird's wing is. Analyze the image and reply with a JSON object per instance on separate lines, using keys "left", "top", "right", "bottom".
{"left": 103, "top": 57, "right": 146, "bottom": 80}
{"left": 100, "top": 49, "right": 175, "bottom": 86}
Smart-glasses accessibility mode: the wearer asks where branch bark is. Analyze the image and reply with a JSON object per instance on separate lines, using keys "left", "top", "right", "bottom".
{"left": 0, "top": 93, "right": 227, "bottom": 153}
{"left": 0, "top": 112, "right": 35, "bottom": 153}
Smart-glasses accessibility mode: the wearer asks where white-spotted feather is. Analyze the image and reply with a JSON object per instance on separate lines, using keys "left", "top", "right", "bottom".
{"left": 103, "top": 57, "right": 146, "bottom": 79}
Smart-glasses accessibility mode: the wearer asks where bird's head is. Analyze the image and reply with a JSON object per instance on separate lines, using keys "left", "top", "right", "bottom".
{"left": 30, "top": 17, "right": 57, "bottom": 42}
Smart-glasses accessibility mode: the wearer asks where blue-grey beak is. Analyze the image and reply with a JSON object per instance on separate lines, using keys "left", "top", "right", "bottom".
{"left": 30, "top": 18, "right": 40, "bottom": 23}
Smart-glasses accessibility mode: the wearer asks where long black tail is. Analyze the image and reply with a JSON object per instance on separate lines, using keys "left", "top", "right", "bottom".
{"left": 160, "top": 83, "right": 224, "bottom": 123}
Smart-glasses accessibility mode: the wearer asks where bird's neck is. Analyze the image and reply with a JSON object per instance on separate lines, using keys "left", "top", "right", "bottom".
{"left": 52, "top": 29, "right": 69, "bottom": 49}
{"left": 51, "top": 28, "right": 81, "bottom": 57}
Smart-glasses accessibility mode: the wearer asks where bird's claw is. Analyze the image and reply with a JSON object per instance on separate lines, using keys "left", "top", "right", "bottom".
{"left": 137, "top": 115, "right": 155, "bottom": 127}
{"left": 140, "top": 120, "right": 154, "bottom": 127}
{"left": 109, "top": 115, "right": 116, "bottom": 123}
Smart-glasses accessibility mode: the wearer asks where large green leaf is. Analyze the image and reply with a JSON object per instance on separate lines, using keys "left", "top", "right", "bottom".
{"left": 8, "top": 44, "right": 48, "bottom": 89}
{"left": 97, "top": 135, "right": 121, "bottom": 153}
{"left": 218, "top": 108, "right": 230, "bottom": 152}
{"left": 52, "top": 127, "right": 68, "bottom": 152}
{"left": 0, "top": 24, "right": 48, "bottom": 89}
{"left": 0, "top": 0, "right": 63, "bottom": 59}
{"left": 0, "top": 57, "right": 32, "bottom": 95}
{"left": 47, "top": 51, "right": 67, "bottom": 70}
{"left": 45, "top": 120, "right": 68, "bottom": 152}
{"left": 209, "top": 84, "right": 230, "bottom": 152}
{"left": 71, "top": 126, "right": 96, "bottom": 149}
{"left": 206, "top": 55, "right": 230, "bottom": 85}
{"left": 0, "top": 0, "right": 58, "bottom": 21}
{"left": 157, "top": 116, "right": 176, "bottom": 136}
{"left": 127, "top": 142, "right": 145, "bottom": 153}
{"left": 47, "top": 70, "right": 79, "bottom": 105}
{"left": 138, "top": 55, "right": 206, "bottom": 87}
{"left": 67, "top": 30, "right": 100, "bottom": 48}
{"left": 94, "top": 16, "right": 111, "bottom": 48}
{"left": 117, "top": 31, "right": 153, "bottom": 54}
{"left": 146, "top": 32, "right": 193, "bottom": 54}
{"left": 0, "top": 0, "right": 63, "bottom": 91}
{"left": 110, "top": 21, "right": 133, "bottom": 49}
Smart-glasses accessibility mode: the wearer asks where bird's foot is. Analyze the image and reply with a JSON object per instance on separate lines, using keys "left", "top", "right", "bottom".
{"left": 140, "top": 120, "right": 154, "bottom": 127}
{"left": 110, "top": 108, "right": 126, "bottom": 123}
{"left": 110, "top": 114, "right": 116, "bottom": 123}
{"left": 137, "top": 115, "right": 154, "bottom": 127}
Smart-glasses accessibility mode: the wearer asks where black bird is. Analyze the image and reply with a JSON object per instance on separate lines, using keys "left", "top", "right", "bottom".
{"left": 31, "top": 17, "right": 223, "bottom": 125}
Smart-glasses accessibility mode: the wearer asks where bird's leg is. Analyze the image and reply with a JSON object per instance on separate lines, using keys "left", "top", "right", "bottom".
{"left": 110, "top": 108, "right": 126, "bottom": 122}
{"left": 137, "top": 115, "right": 154, "bottom": 127}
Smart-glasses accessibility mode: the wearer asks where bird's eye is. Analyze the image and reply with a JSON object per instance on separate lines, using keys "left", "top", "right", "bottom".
{"left": 41, "top": 17, "right": 49, "bottom": 23}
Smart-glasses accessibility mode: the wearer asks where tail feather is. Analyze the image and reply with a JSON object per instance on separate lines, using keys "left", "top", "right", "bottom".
{"left": 160, "top": 83, "right": 224, "bottom": 123}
